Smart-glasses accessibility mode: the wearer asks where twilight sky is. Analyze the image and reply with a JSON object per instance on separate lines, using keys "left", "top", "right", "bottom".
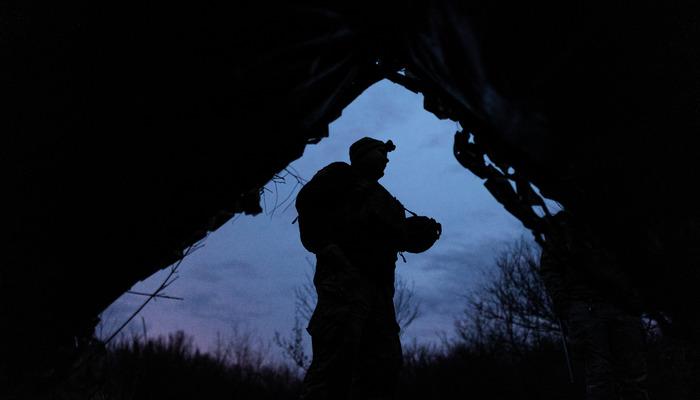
{"left": 99, "top": 79, "right": 551, "bottom": 359}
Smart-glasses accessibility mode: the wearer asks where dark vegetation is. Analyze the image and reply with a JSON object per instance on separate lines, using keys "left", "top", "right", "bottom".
{"left": 397, "top": 240, "right": 693, "bottom": 400}
{"left": 51, "top": 240, "right": 693, "bottom": 400}
{"left": 80, "top": 332, "right": 300, "bottom": 400}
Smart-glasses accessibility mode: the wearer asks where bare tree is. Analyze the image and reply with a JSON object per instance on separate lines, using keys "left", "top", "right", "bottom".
{"left": 394, "top": 275, "right": 421, "bottom": 332}
{"left": 292, "top": 257, "right": 317, "bottom": 323}
{"left": 211, "top": 325, "right": 272, "bottom": 370}
{"left": 455, "top": 238, "right": 559, "bottom": 355}
{"left": 274, "top": 313, "right": 311, "bottom": 372}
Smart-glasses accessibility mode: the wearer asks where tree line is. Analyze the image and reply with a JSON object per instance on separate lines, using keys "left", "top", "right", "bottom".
{"left": 48, "top": 238, "right": 694, "bottom": 399}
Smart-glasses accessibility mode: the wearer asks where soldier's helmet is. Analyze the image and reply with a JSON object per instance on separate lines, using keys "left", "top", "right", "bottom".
{"left": 402, "top": 216, "right": 442, "bottom": 253}
{"left": 349, "top": 137, "right": 395, "bottom": 163}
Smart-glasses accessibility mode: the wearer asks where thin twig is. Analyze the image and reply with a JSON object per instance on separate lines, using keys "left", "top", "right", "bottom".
{"left": 103, "top": 242, "right": 203, "bottom": 345}
{"left": 262, "top": 168, "right": 307, "bottom": 216}
{"left": 126, "top": 290, "right": 184, "bottom": 301}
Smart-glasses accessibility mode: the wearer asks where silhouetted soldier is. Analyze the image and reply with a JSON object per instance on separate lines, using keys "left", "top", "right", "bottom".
{"left": 540, "top": 211, "right": 649, "bottom": 400}
{"left": 295, "top": 137, "right": 441, "bottom": 400}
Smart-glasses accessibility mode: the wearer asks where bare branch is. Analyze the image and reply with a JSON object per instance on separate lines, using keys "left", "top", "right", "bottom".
{"left": 126, "top": 291, "right": 184, "bottom": 301}
{"left": 262, "top": 168, "right": 308, "bottom": 216}
{"left": 457, "top": 237, "right": 559, "bottom": 354}
{"left": 104, "top": 240, "right": 205, "bottom": 345}
{"left": 394, "top": 275, "right": 421, "bottom": 332}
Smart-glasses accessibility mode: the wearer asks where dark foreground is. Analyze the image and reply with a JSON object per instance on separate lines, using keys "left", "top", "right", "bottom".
{"left": 13, "top": 328, "right": 693, "bottom": 400}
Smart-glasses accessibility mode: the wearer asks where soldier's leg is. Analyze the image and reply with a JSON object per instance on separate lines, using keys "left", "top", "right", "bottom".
{"left": 301, "top": 251, "right": 375, "bottom": 400}
{"left": 568, "top": 301, "right": 616, "bottom": 400}
{"left": 300, "top": 298, "right": 367, "bottom": 400}
{"left": 301, "top": 329, "right": 353, "bottom": 400}
{"left": 610, "top": 311, "right": 649, "bottom": 400}
{"left": 353, "top": 319, "right": 402, "bottom": 400}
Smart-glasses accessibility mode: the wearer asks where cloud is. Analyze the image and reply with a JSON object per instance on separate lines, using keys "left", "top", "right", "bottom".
{"left": 418, "top": 127, "right": 456, "bottom": 149}
{"left": 186, "top": 258, "right": 262, "bottom": 283}
{"left": 397, "top": 234, "right": 527, "bottom": 343}
{"left": 99, "top": 78, "right": 536, "bottom": 354}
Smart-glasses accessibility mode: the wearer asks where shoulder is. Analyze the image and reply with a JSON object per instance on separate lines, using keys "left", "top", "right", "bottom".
{"left": 374, "top": 182, "right": 400, "bottom": 202}
{"left": 367, "top": 182, "right": 405, "bottom": 212}
{"left": 317, "top": 162, "right": 351, "bottom": 178}
{"left": 298, "top": 162, "right": 354, "bottom": 203}
{"left": 301, "top": 162, "right": 352, "bottom": 194}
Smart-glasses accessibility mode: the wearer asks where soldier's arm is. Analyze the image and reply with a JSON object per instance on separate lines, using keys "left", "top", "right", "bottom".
{"left": 317, "top": 243, "right": 355, "bottom": 270}
{"left": 364, "top": 192, "right": 442, "bottom": 253}
{"left": 316, "top": 243, "right": 371, "bottom": 303}
{"left": 349, "top": 183, "right": 407, "bottom": 244}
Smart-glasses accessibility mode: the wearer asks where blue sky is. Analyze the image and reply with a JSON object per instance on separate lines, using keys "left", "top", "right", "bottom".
{"left": 99, "top": 79, "right": 535, "bottom": 359}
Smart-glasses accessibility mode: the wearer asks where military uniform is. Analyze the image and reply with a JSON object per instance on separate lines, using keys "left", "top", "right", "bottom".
{"left": 300, "top": 166, "right": 407, "bottom": 400}
{"left": 540, "top": 214, "right": 649, "bottom": 400}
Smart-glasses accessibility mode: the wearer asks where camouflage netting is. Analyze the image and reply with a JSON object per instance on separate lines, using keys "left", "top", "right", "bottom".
{"left": 4, "top": 0, "right": 699, "bottom": 384}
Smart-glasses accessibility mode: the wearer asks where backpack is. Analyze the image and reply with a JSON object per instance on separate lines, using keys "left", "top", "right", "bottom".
{"left": 295, "top": 162, "right": 354, "bottom": 253}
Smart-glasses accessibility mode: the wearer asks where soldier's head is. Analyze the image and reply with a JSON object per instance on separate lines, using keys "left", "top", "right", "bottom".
{"left": 349, "top": 137, "right": 395, "bottom": 181}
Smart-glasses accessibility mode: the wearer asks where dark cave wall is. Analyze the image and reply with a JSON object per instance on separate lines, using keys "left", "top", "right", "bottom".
{"left": 3, "top": 0, "right": 700, "bottom": 383}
